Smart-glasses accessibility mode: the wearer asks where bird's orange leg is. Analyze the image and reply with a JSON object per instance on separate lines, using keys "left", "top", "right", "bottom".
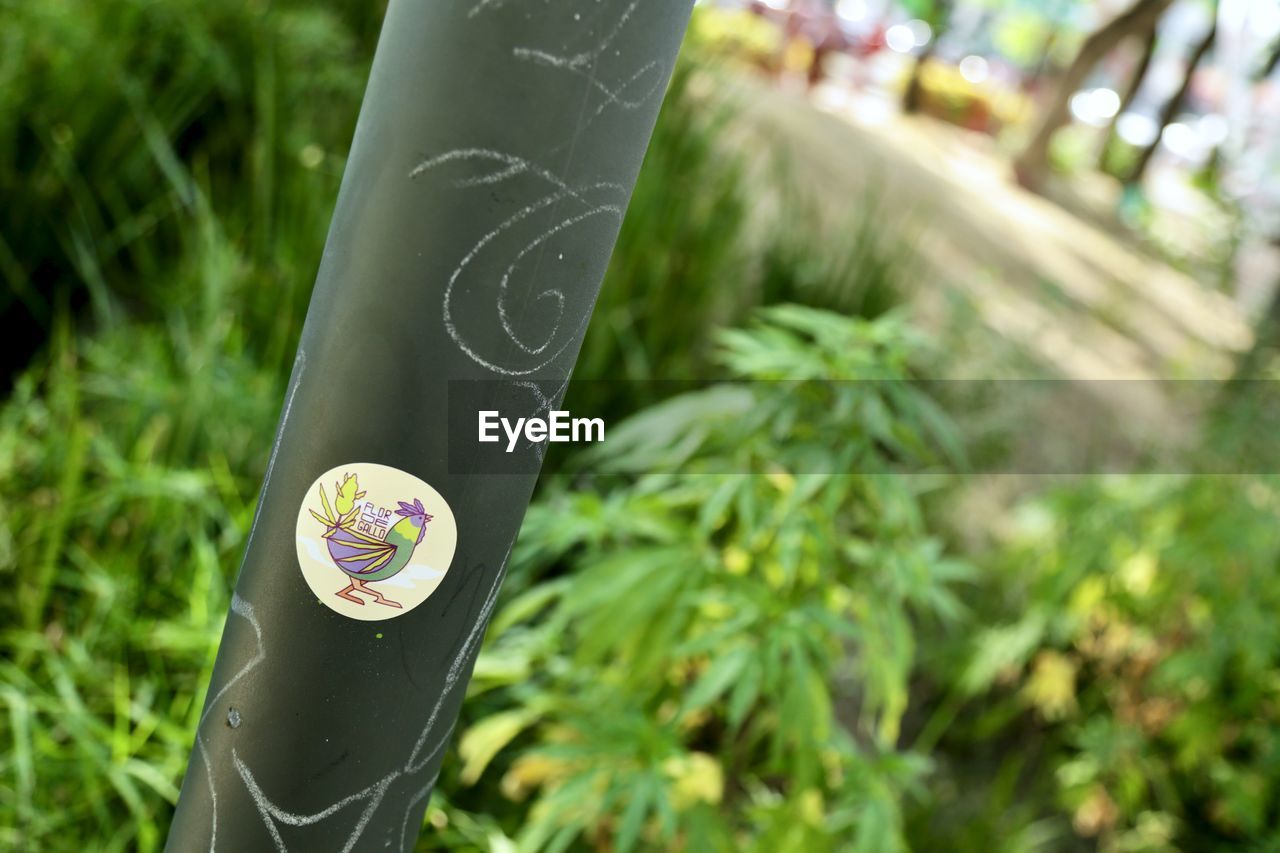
{"left": 345, "top": 577, "right": 401, "bottom": 608}
{"left": 335, "top": 582, "right": 364, "bottom": 605}
{"left": 366, "top": 585, "right": 402, "bottom": 609}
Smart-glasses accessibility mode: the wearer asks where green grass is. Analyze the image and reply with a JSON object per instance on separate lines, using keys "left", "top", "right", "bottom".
{"left": 0, "top": 218, "right": 283, "bottom": 848}
{"left": 0, "top": 0, "right": 367, "bottom": 378}
{"left": 0, "top": 4, "right": 375, "bottom": 845}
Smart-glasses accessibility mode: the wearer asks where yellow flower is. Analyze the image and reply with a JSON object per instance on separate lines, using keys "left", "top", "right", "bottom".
{"left": 663, "top": 752, "right": 724, "bottom": 808}
{"left": 798, "top": 789, "right": 825, "bottom": 827}
{"left": 765, "top": 468, "right": 795, "bottom": 494}
{"left": 823, "top": 586, "right": 853, "bottom": 613}
{"left": 1023, "top": 650, "right": 1078, "bottom": 721}
{"left": 1069, "top": 576, "right": 1107, "bottom": 616}
{"left": 1073, "top": 785, "right": 1118, "bottom": 837}
{"left": 722, "top": 546, "right": 751, "bottom": 576}
{"left": 764, "top": 561, "right": 787, "bottom": 590}
{"left": 1119, "top": 551, "right": 1157, "bottom": 597}
{"left": 698, "top": 598, "right": 733, "bottom": 621}
{"left": 501, "top": 754, "right": 571, "bottom": 802}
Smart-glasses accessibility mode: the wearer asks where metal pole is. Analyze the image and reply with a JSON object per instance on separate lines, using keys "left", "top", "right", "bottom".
{"left": 167, "top": 1, "right": 693, "bottom": 849}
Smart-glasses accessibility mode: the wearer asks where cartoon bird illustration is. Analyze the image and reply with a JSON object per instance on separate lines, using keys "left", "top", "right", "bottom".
{"left": 312, "top": 495, "right": 433, "bottom": 609}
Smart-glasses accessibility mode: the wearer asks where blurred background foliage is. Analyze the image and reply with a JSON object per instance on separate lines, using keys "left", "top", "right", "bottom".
{"left": 3, "top": 0, "right": 1280, "bottom": 851}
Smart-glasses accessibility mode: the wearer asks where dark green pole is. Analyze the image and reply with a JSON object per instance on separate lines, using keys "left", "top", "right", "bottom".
{"left": 167, "top": 1, "right": 693, "bottom": 849}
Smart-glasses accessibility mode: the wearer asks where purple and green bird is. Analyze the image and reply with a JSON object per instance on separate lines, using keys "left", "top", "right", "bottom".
{"left": 311, "top": 486, "right": 433, "bottom": 608}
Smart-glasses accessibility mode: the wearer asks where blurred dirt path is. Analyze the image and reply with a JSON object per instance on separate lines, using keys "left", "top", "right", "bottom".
{"left": 734, "top": 81, "right": 1253, "bottom": 384}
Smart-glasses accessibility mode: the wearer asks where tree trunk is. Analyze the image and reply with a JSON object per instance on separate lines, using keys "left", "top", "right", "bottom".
{"left": 1013, "top": 0, "right": 1173, "bottom": 192}
{"left": 1231, "top": 249, "right": 1280, "bottom": 384}
{"left": 1024, "top": 26, "right": 1060, "bottom": 93}
{"left": 1258, "top": 37, "right": 1280, "bottom": 80}
{"left": 1126, "top": 11, "right": 1217, "bottom": 185}
{"left": 1099, "top": 19, "right": 1159, "bottom": 173}
{"left": 903, "top": 0, "right": 954, "bottom": 114}
{"left": 903, "top": 43, "right": 938, "bottom": 114}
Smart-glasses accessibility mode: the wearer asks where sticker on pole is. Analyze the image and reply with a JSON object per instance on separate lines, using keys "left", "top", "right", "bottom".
{"left": 295, "top": 463, "right": 458, "bottom": 621}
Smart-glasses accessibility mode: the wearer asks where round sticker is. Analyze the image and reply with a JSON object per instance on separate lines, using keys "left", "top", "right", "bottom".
{"left": 295, "top": 463, "right": 458, "bottom": 621}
